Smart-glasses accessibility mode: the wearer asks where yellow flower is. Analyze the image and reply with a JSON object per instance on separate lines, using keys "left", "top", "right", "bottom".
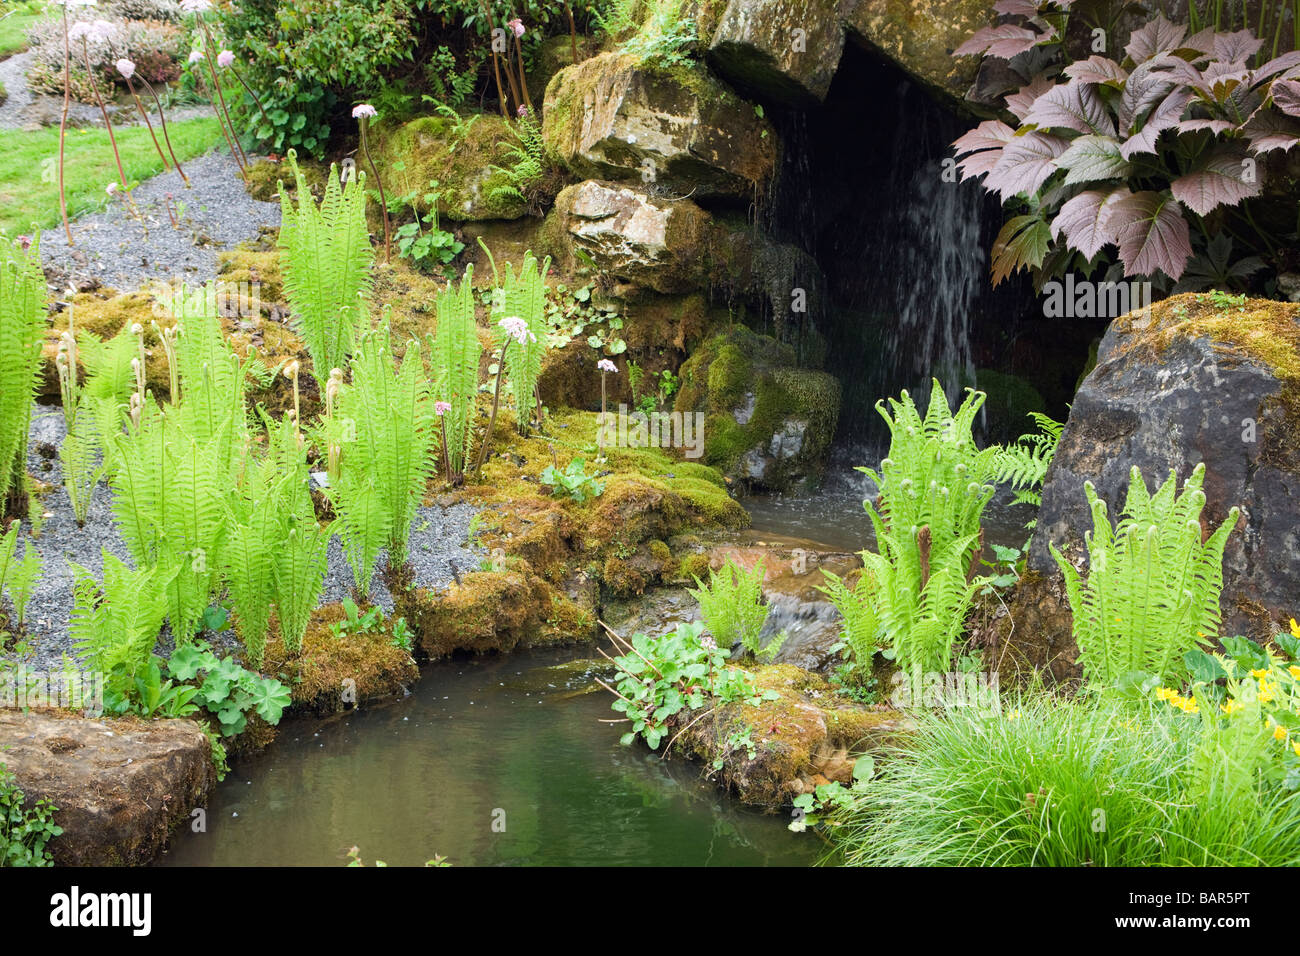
{"left": 1290, "top": 665, "right": 1300, "bottom": 680}
{"left": 1222, "top": 699, "right": 1243, "bottom": 715}
{"left": 1260, "top": 680, "right": 1277, "bottom": 704}
{"left": 1251, "top": 668, "right": 1270, "bottom": 679}
{"left": 1291, "top": 618, "right": 1300, "bottom": 640}
{"left": 1294, "top": 741, "right": 1300, "bottom": 758}
{"left": 1007, "top": 709, "right": 1020, "bottom": 721}
{"left": 1155, "top": 686, "right": 1176, "bottom": 702}
{"left": 1275, "top": 724, "right": 1288, "bottom": 741}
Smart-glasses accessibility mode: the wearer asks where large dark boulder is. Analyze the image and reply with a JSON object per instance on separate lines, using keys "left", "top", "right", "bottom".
{"left": 1024, "top": 293, "right": 1300, "bottom": 657}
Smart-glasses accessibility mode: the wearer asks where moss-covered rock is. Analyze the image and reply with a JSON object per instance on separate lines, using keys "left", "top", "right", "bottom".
{"left": 542, "top": 52, "right": 777, "bottom": 198}
{"left": 675, "top": 326, "right": 840, "bottom": 492}
{"left": 262, "top": 603, "right": 420, "bottom": 716}
{"left": 675, "top": 664, "right": 912, "bottom": 806}
{"left": 1027, "top": 292, "right": 1300, "bottom": 651}
{"left": 370, "top": 113, "right": 533, "bottom": 221}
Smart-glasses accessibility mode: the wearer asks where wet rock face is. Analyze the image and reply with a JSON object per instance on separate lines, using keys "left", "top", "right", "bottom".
{"left": 542, "top": 53, "right": 777, "bottom": 198}
{"left": 706, "top": 0, "right": 848, "bottom": 105}
{"left": 0, "top": 710, "right": 214, "bottom": 865}
{"left": 1027, "top": 296, "right": 1300, "bottom": 646}
{"left": 546, "top": 180, "right": 712, "bottom": 293}
{"left": 843, "top": 0, "right": 994, "bottom": 104}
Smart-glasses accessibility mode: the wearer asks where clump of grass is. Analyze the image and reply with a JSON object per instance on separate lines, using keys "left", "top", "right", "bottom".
{"left": 833, "top": 693, "right": 1300, "bottom": 866}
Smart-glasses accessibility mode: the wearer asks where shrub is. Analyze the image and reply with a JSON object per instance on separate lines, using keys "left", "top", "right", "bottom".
{"left": 951, "top": 3, "right": 1300, "bottom": 291}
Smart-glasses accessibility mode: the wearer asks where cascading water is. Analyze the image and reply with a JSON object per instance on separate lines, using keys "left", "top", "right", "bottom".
{"left": 765, "top": 44, "right": 1004, "bottom": 450}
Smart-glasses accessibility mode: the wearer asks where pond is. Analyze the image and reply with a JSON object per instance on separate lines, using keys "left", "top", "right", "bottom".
{"left": 158, "top": 647, "right": 825, "bottom": 867}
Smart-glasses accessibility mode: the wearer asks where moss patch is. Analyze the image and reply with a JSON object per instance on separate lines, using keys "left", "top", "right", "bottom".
{"left": 675, "top": 663, "right": 912, "bottom": 806}
{"left": 1110, "top": 292, "right": 1300, "bottom": 472}
{"left": 262, "top": 603, "right": 420, "bottom": 716}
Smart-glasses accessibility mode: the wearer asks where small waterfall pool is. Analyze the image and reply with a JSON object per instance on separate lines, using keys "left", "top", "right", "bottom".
{"left": 157, "top": 647, "right": 824, "bottom": 867}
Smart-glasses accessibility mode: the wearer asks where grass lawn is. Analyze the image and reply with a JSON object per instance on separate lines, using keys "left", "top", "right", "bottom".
{"left": 0, "top": 117, "right": 227, "bottom": 235}
{"left": 0, "top": 4, "right": 46, "bottom": 58}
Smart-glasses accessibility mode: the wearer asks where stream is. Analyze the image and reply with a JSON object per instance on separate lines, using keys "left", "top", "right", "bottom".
{"left": 158, "top": 647, "right": 823, "bottom": 867}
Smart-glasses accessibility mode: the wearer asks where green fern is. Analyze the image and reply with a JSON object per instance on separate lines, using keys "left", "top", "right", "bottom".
{"left": 326, "top": 318, "right": 437, "bottom": 576}
{"left": 0, "top": 233, "right": 46, "bottom": 517}
{"left": 220, "top": 463, "right": 291, "bottom": 668}
{"left": 1051, "top": 463, "right": 1240, "bottom": 691}
{"left": 428, "top": 267, "right": 482, "bottom": 479}
{"left": 825, "top": 381, "right": 997, "bottom": 680}
{"left": 273, "top": 517, "right": 331, "bottom": 656}
{"left": 60, "top": 398, "right": 106, "bottom": 527}
{"left": 0, "top": 520, "right": 41, "bottom": 628}
{"left": 278, "top": 150, "right": 375, "bottom": 385}
{"left": 487, "top": 113, "right": 546, "bottom": 208}
{"left": 70, "top": 553, "right": 176, "bottom": 696}
{"left": 489, "top": 249, "right": 551, "bottom": 434}
{"left": 689, "top": 557, "right": 776, "bottom": 660}
{"left": 995, "top": 411, "right": 1063, "bottom": 520}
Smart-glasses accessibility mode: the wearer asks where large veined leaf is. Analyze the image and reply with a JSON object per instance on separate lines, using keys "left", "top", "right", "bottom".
{"left": 1213, "top": 28, "right": 1263, "bottom": 65}
{"left": 1005, "top": 75, "right": 1056, "bottom": 119}
{"left": 1169, "top": 146, "right": 1262, "bottom": 215}
{"left": 1179, "top": 26, "right": 1218, "bottom": 56}
{"left": 952, "top": 119, "right": 1016, "bottom": 179}
{"left": 1243, "top": 108, "right": 1300, "bottom": 152}
{"left": 985, "top": 130, "right": 1070, "bottom": 199}
{"left": 1254, "top": 51, "right": 1300, "bottom": 83}
{"left": 1124, "top": 13, "right": 1186, "bottom": 64}
{"left": 1108, "top": 191, "right": 1193, "bottom": 280}
{"left": 954, "top": 23, "right": 1044, "bottom": 59}
{"left": 1051, "top": 187, "right": 1127, "bottom": 259}
{"left": 1272, "top": 79, "right": 1300, "bottom": 117}
{"left": 1054, "top": 134, "right": 1131, "bottom": 184}
{"left": 1176, "top": 116, "right": 1236, "bottom": 134}
{"left": 1120, "top": 88, "right": 1191, "bottom": 157}
{"left": 991, "top": 214, "right": 1051, "bottom": 285}
{"left": 1171, "top": 232, "right": 1265, "bottom": 293}
{"left": 993, "top": 0, "right": 1041, "bottom": 15}
{"left": 1117, "top": 63, "right": 1176, "bottom": 132}
{"left": 1064, "top": 55, "right": 1129, "bottom": 86}
{"left": 1023, "top": 79, "right": 1115, "bottom": 136}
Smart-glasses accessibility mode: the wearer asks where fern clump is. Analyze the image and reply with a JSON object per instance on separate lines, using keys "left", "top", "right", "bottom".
{"left": 70, "top": 553, "right": 176, "bottom": 697}
{"left": 0, "top": 233, "right": 46, "bottom": 518}
{"left": 487, "top": 113, "right": 546, "bottom": 212}
{"left": 274, "top": 517, "right": 331, "bottom": 656}
{"left": 429, "top": 268, "right": 482, "bottom": 481}
{"left": 0, "top": 520, "right": 41, "bottom": 630}
{"left": 324, "top": 319, "right": 436, "bottom": 591}
{"left": 1051, "top": 463, "right": 1240, "bottom": 693}
{"left": 278, "top": 150, "right": 374, "bottom": 385}
{"left": 488, "top": 249, "right": 551, "bottom": 434}
{"left": 822, "top": 381, "right": 998, "bottom": 682}
{"left": 689, "top": 557, "right": 780, "bottom": 661}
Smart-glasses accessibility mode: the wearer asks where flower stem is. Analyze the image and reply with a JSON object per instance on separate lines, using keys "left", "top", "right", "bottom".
{"left": 359, "top": 120, "right": 391, "bottom": 263}
{"left": 472, "top": 342, "right": 510, "bottom": 479}
{"left": 125, "top": 77, "right": 169, "bottom": 171}
{"left": 198, "top": 20, "right": 249, "bottom": 175}
{"left": 137, "top": 74, "right": 189, "bottom": 186}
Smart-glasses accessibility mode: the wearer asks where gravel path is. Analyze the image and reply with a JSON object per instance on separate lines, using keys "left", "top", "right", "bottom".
{"left": 39, "top": 149, "right": 281, "bottom": 292}
{"left": 0, "top": 52, "right": 38, "bottom": 127}
{"left": 9, "top": 403, "right": 484, "bottom": 672}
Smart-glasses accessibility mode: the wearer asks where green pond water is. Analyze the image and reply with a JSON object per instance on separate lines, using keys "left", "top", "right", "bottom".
{"left": 158, "top": 647, "right": 825, "bottom": 867}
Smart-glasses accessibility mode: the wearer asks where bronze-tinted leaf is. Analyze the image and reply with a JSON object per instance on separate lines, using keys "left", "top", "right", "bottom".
{"left": 1023, "top": 79, "right": 1115, "bottom": 136}
{"left": 1050, "top": 187, "right": 1127, "bottom": 259}
{"left": 1213, "top": 29, "right": 1263, "bottom": 65}
{"left": 1125, "top": 14, "right": 1187, "bottom": 64}
{"left": 954, "top": 24, "right": 1043, "bottom": 60}
{"left": 991, "top": 214, "right": 1051, "bottom": 285}
{"left": 1064, "top": 55, "right": 1129, "bottom": 86}
{"left": 1108, "top": 191, "right": 1192, "bottom": 280}
{"left": 1170, "top": 147, "right": 1262, "bottom": 215}
{"left": 1120, "top": 89, "right": 1191, "bottom": 157}
{"left": 985, "top": 130, "right": 1070, "bottom": 199}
